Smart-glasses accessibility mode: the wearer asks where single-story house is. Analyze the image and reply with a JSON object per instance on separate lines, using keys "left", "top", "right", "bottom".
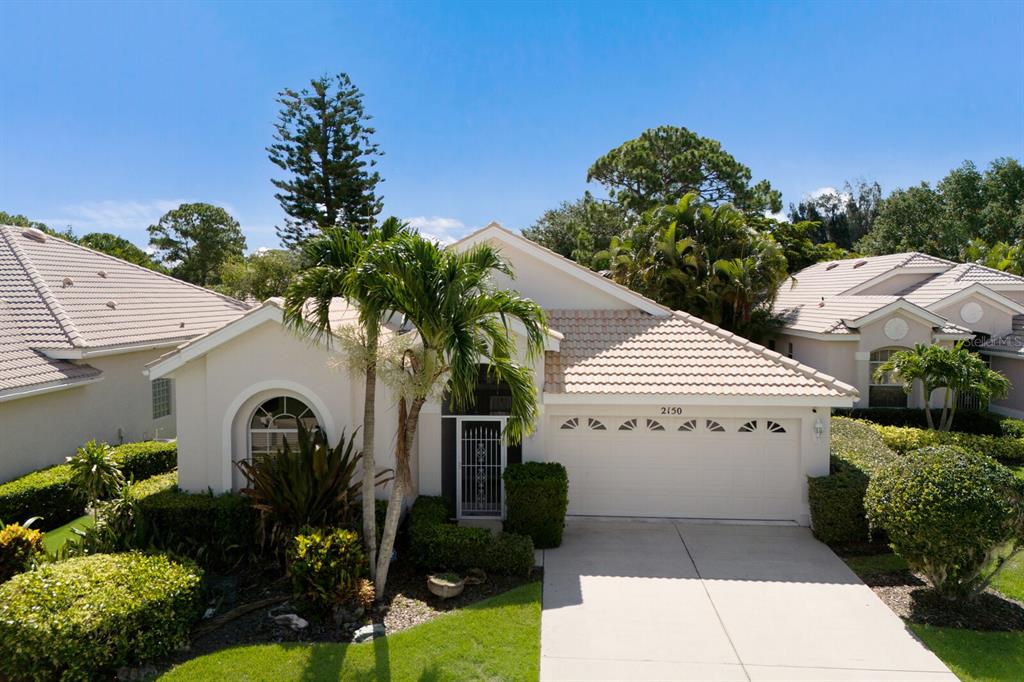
{"left": 149, "top": 224, "right": 856, "bottom": 526}
{"left": 0, "top": 224, "right": 249, "bottom": 481}
{"left": 773, "top": 252, "right": 1024, "bottom": 417}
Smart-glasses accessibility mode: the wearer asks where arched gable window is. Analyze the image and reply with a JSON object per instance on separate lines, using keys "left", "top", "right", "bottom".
{"left": 249, "top": 396, "right": 320, "bottom": 459}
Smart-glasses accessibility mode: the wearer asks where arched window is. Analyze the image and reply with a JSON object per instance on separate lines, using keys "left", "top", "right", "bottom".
{"left": 869, "top": 348, "right": 909, "bottom": 408}
{"left": 249, "top": 396, "right": 320, "bottom": 459}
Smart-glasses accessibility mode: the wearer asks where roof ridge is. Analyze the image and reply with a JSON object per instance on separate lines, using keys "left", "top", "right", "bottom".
{"left": 669, "top": 308, "right": 858, "bottom": 397}
{"left": 2, "top": 225, "right": 250, "bottom": 310}
{"left": 0, "top": 225, "right": 86, "bottom": 348}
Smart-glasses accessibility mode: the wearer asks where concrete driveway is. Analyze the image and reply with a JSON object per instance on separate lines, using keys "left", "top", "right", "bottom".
{"left": 540, "top": 519, "right": 955, "bottom": 681}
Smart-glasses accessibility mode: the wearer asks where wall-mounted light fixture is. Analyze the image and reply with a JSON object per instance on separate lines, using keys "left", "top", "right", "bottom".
{"left": 814, "top": 417, "right": 825, "bottom": 440}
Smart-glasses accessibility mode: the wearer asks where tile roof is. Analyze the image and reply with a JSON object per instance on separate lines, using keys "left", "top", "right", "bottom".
{"left": 0, "top": 224, "right": 250, "bottom": 397}
{"left": 776, "top": 295, "right": 900, "bottom": 334}
{"left": 543, "top": 309, "right": 856, "bottom": 398}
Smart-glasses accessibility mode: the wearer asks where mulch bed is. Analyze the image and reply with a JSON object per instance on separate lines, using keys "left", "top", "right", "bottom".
{"left": 858, "top": 566, "right": 1024, "bottom": 632}
{"left": 141, "top": 556, "right": 535, "bottom": 677}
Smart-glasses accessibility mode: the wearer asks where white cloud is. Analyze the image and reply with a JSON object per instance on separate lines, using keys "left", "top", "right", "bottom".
{"left": 806, "top": 187, "right": 852, "bottom": 204}
{"left": 404, "top": 216, "right": 469, "bottom": 245}
{"left": 41, "top": 199, "right": 185, "bottom": 235}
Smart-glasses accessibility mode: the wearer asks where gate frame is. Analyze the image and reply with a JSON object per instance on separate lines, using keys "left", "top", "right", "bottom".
{"left": 454, "top": 415, "right": 508, "bottom": 520}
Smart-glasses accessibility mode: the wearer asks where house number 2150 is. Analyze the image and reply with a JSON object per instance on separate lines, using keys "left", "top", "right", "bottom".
{"left": 660, "top": 407, "right": 683, "bottom": 416}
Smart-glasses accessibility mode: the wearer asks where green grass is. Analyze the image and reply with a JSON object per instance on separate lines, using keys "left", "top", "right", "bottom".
{"left": 159, "top": 581, "right": 542, "bottom": 681}
{"left": 991, "top": 551, "right": 1024, "bottom": 603}
{"left": 843, "top": 552, "right": 908, "bottom": 577}
{"left": 1011, "top": 465, "right": 1024, "bottom": 481}
{"left": 911, "top": 625, "right": 1024, "bottom": 682}
{"left": 41, "top": 514, "right": 93, "bottom": 555}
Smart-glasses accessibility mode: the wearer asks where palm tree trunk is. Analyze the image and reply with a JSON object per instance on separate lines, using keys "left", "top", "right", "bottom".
{"left": 923, "top": 384, "right": 935, "bottom": 430}
{"left": 374, "top": 395, "right": 426, "bottom": 601}
{"left": 940, "top": 387, "right": 953, "bottom": 432}
{"left": 361, "top": 325, "right": 379, "bottom": 579}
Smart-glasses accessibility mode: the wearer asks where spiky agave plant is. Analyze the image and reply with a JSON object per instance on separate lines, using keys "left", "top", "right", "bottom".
{"left": 235, "top": 424, "right": 391, "bottom": 551}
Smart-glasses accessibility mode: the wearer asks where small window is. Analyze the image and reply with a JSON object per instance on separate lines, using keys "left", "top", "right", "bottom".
{"left": 738, "top": 420, "right": 758, "bottom": 433}
{"left": 587, "top": 418, "right": 607, "bottom": 431}
{"left": 249, "top": 396, "right": 319, "bottom": 459}
{"left": 560, "top": 418, "right": 579, "bottom": 430}
{"left": 678, "top": 419, "right": 697, "bottom": 432}
{"left": 869, "top": 348, "right": 909, "bottom": 408}
{"left": 618, "top": 418, "right": 637, "bottom": 431}
{"left": 787, "top": 342, "right": 794, "bottom": 359}
{"left": 646, "top": 419, "right": 665, "bottom": 432}
{"left": 766, "top": 420, "right": 787, "bottom": 433}
{"left": 706, "top": 419, "right": 725, "bottom": 432}
{"left": 152, "top": 378, "right": 172, "bottom": 419}
{"left": 767, "top": 339, "right": 776, "bottom": 352}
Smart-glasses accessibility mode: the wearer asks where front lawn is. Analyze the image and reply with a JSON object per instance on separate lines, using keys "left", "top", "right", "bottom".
{"left": 1011, "top": 465, "right": 1024, "bottom": 481}
{"left": 159, "top": 581, "right": 542, "bottom": 681}
{"left": 41, "top": 513, "right": 93, "bottom": 555}
{"left": 992, "top": 552, "right": 1024, "bottom": 603}
{"left": 910, "top": 625, "right": 1024, "bottom": 682}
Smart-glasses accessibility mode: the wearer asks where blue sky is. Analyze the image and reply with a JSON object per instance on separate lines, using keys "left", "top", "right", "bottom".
{"left": 1, "top": 0, "right": 1021, "bottom": 250}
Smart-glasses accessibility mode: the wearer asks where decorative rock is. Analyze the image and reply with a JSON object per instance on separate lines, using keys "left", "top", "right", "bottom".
{"left": 272, "top": 613, "right": 309, "bottom": 631}
{"left": 353, "top": 623, "right": 386, "bottom": 643}
{"left": 203, "top": 607, "right": 216, "bottom": 619}
{"left": 116, "top": 665, "right": 158, "bottom": 681}
{"left": 465, "top": 568, "right": 487, "bottom": 585}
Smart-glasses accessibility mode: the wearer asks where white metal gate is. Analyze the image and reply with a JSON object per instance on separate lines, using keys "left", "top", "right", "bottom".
{"left": 456, "top": 417, "right": 507, "bottom": 519}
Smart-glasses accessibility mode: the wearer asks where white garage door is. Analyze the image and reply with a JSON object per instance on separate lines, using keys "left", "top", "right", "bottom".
{"left": 549, "top": 415, "right": 801, "bottom": 521}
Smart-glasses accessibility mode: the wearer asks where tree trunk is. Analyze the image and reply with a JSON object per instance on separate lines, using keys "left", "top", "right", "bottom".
{"left": 940, "top": 387, "right": 953, "bottom": 432}
{"left": 374, "top": 395, "right": 425, "bottom": 602}
{"left": 361, "top": 326, "right": 379, "bottom": 580}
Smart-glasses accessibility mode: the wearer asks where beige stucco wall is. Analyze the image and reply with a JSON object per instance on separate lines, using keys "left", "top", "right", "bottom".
{"left": 989, "top": 355, "right": 1024, "bottom": 418}
{"left": 484, "top": 239, "right": 634, "bottom": 310}
{"left": 172, "top": 319, "right": 405, "bottom": 494}
{"left": 0, "top": 348, "right": 175, "bottom": 482}
{"left": 931, "top": 295, "right": 1014, "bottom": 338}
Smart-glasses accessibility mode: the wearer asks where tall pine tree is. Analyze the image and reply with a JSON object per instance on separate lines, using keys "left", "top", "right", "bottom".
{"left": 268, "top": 72, "right": 383, "bottom": 249}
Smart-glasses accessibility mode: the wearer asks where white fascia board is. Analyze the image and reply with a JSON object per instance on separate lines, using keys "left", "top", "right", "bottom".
{"left": 41, "top": 338, "right": 186, "bottom": 360}
{"left": 841, "top": 266, "right": 948, "bottom": 295}
{"left": 542, "top": 392, "right": 856, "bottom": 408}
{"left": 844, "top": 299, "right": 948, "bottom": 329}
{"left": 455, "top": 225, "right": 669, "bottom": 316}
{"left": 926, "top": 284, "right": 1024, "bottom": 316}
{"left": 934, "top": 332, "right": 975, "bottom": 341}
{"left": 979, "top": 349, "right": 1024, "bottom": 361}
{"left": 781, "top": 328, "right": 861, "bottom": 341}
{"left": 147, "top": 304, "right": 285, "bottom": 380}
{"left": 0, "top": 376, "right": 104, "bottom": 403}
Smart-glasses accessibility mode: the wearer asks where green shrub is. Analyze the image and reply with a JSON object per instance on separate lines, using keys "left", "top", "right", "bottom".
{"left": 874, "top": 425, "right": 1024, "bottom": 464}
{"left": 807, "top": 418, "right": 899, "bottom": 544}
{"left": 408, "top": 496, "right": 534, "bottom": 576}
{"left": 865, "top": 446, "right": 1023, "bottom": 599}
{"left": 0, "top": 552, "right": 203, "bottom": 681}
{"left": 0, "top": 441, "right": 177, "bottom": 533}
{"left": 288, "top": 527, "right": 368, "bottom": 610}
{"left": 113, "top": 441, "right": 177, "bottom": 481}
{"left": 127, "top": 471, "right": 178, "bottom": 500}
{"left": 999, "top": 417, "right": 1024, "bottom": 438}
{"left": 834, "top": 408, "right": 1004, "bottom": 435}
{"left": 135, "top": 484, "right": 257, "bottom": 570}
{"left": 503, "top": 462, "right": 568, "bottom": 548}
{"left": 0, "top": 522, "right": 44, "bottom": 582}
{"left": 0, "top": 465, "right": 79, "bottom": 531}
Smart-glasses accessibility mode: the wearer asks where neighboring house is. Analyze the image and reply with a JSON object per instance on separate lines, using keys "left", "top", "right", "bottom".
{"left": 0, "top": 225, "right": 250, "bottom": 481}
{"left": 774, "top": 252, "right": 1024, "bottom": 416}
{"left": 148, "top": 223, "right": 855, "bottom": 526}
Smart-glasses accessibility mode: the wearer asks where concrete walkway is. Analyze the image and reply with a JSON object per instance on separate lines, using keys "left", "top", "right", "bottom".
{"left": 540, "top": 519, "right": 956, "bottom": 681}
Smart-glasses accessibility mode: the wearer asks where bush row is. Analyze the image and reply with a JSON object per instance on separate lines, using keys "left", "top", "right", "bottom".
{"left": 409, "top": 496, "right": 534, "bottom": 576}
{"left": 873, "top": 425, "right": 1024, "bottom": 464}
{"left": 0, "top": 552, "right": 203, "bottom": 681}
{"left": 132, "top": 475, "right": 257, "bottom": 571}
{"left": 832, "top": 408, "right": 1006, "bottom": 435}
{"left": 807, "top": 418, "right": 899, "bottom": 544}
{"left": 0, "top": 441, "right": 178, "bottom": 531}
{"left": 503, "top": 462, "right": 569, "bottom": 548}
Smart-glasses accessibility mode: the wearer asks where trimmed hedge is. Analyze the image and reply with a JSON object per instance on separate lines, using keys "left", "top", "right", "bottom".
{"left": 0, "top": 552, "right": 203, "bottom": 681}
{"left": 807, "top": 418, "right": 899, "bottom": 544}
{"left": 873, "top": 425, "right": 1024, "bottom": 464}
{"left": 833, "top": 408, "right": 1005, "bottom": 435}
{"left": 409, "top": 496, "right": 534, "bottom": 576}
{"left": 503, "top": 462, "right": 568, "bottom": 549}
{"left": 134, "top": 479, "right": 257, "bottom": 570}
{"left": 0, "top": 441, "right": 178, "bottom": 531}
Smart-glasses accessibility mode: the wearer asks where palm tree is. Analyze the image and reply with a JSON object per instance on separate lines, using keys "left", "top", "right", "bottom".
{"left": 363, "top": 233, "right": 546, "bottom": 598}
{"left": 875, "top": 342, "right": 1011, "bottom": 431}
{"left": 66, "top": 440, "right": 124, "bottom": 521}
{"left": 282, "top": 217, "right": 408, "bottom": 578}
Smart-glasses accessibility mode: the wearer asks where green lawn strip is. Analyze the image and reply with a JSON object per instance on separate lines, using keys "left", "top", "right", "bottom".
{"left": 910, "top": 625, "right": 1024, "bottom": 682}
{"left": 843, "top": 552, "right": 908, "bottom": 577}
{"left": 991, "top": 552, "right": 1024, "bottom": 603}
{"left": 159, "top": 581, "right": 542, "bottom": 682}
{"left": 1011, "top": 466, "right": 1024, "bottom": 481}
{"left": 41, "top": 514, "right": 94, "bottom": 555}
